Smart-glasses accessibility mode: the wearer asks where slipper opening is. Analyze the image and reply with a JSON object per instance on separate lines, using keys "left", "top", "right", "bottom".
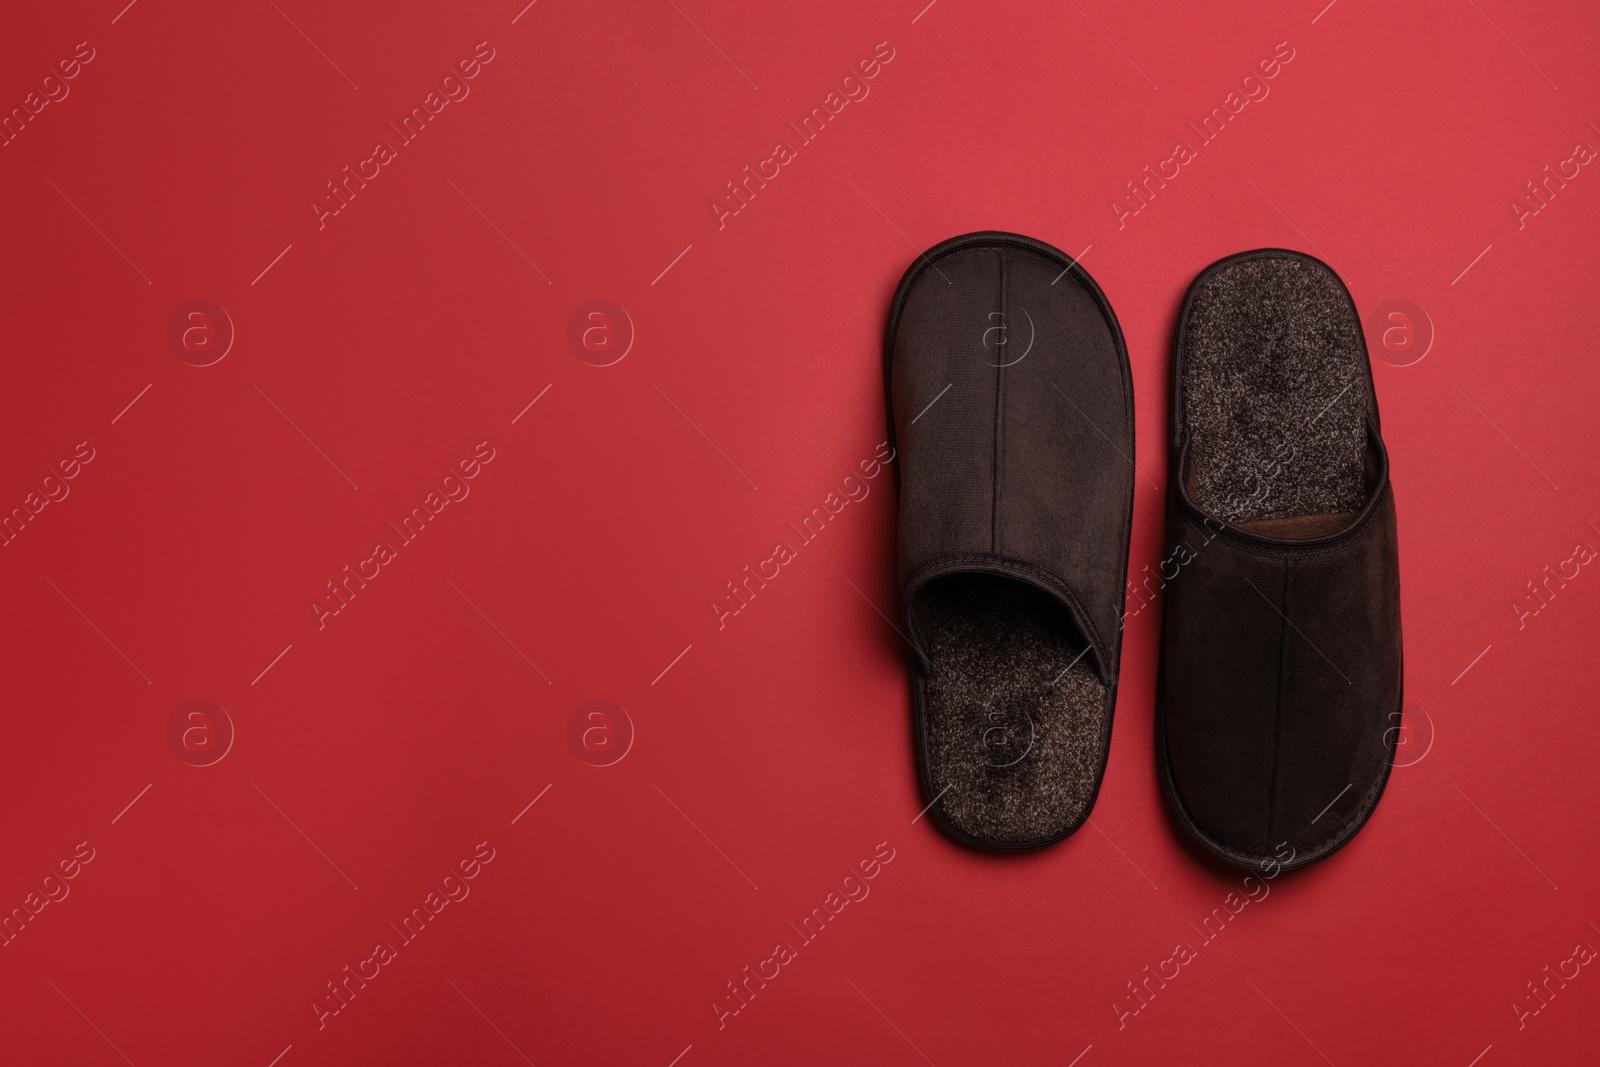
{"left": 913, "top": 573, "right": 1111, "bottom": 847}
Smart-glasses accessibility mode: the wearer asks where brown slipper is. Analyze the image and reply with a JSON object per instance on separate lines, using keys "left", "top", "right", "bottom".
{"left": 886, "top": 232, "right": 1134, "bottom": 850}
{"left": 1158, "top": 248, "right": 1403, "bottom": 871}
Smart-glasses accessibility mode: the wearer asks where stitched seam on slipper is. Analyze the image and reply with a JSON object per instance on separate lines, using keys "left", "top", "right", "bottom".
{"left": 1268, "top": 558, "right": 1291, "bottom": 847}
{"left": 991, "top": 249, "right": 1004, "bottom": 555}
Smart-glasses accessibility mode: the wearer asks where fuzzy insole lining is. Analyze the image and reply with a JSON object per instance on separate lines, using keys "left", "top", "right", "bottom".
{"left": 918, "top": 574, "right": 1108, "bottom": 846}
{"left": 1181, "top": 256, "right": 1369, "bottom": 527}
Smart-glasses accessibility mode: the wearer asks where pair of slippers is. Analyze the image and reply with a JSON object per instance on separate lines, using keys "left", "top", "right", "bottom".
{"left": 885, "top": 233, "right": 1402, "bottom": 871}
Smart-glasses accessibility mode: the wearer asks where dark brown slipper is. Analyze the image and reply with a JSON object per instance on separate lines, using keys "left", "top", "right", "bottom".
{"left": 1158, "top": 248, "right": 1403, "bottom": 871}
{"left": 885, "top": 231, "right": 1134, "bottom": 850}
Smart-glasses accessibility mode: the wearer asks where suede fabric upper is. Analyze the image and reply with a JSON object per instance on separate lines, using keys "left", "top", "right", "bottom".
{"left": 1161, "top": 454, "right": 1401, "bottom": 863}
{"left": 890, "top": 235, "right": 1133, "bottom": 684}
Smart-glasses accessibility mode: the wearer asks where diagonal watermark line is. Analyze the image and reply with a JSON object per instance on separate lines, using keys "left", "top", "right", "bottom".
{"left": 1246, "top": 978, "right": 1336, "bottom": 1066}
{"left": 653, "top": 383, "right": 758, "bottom": 489}
{"left": 1451, "top": 244, "right": 1492, "bottom": 285}
{"left": 1065, "top": 1, "right": 1157, "bottom": 89}
{"left": 253, "top": 383, "right": 359, "bottom": 489}
{"left": 911, "top": 783, "right": 951, "bottom": 824}
{"left": 652, "top": 644, "right": 693, "bottom": 686}
{"left": 649, "top": 243, "right": 694, "bottom": 286}
{"left": 1312, "top": 783, "right": 1353, "bottom": 823}
{"left": 252, "top": 243, "right": 293, "bottom": 285}
{"left": 111, "top": 783, "right": 152, "bottom": 825}
{"left": 1311, "top": 0, "right": 1339, "bottom": 24}
{"left": 1449, "top": 779, "right": 1557, "bottom": 889}
{"left": 1051, "top": 382, "right": 1159, "bottom": 492}
{"left": 1451, "top": 382, "right": 1557, "bottom": 489}
{"left": 909, "top": 383, "right": 952, "bottom": 425}
{"left": 1309, "top": 381, "right": 1354, "bottom": 425}
{"left": 446, "top": 577, "right": 552, "bottom": 683}
{"left": 1050, "top": 244, "right": 1095, "bottom": 285}
{"left": 845, "top": 978, "right": 937, "bottom": 1066}
{"left": 112, "top": 0, "right": 140, "bottom": 23}
{"left": 45, "top": 979, "right": 136, "bottom": 1066}
{"left": 1051, "top": 643, "right": 1093, "bottom": 686}
{"left": 652, "top": 243, "right": 693, "bottom": 285}
{"left": 111, "top": 383, "right": 152, "bottom": 425}
{"left": 252, "top": 643, "right": 294, "bottom": 686}
{"left": 511, "top": 0, "right": 539, "bottom": 24}
{"left": 663, "top": 0, "right": 758, "bottom": 89}
{"left": 845, "top": 576, "right": 916, "bottom": 650}
{"left": 1067, "top": 1045, "right": 1094, "bottom": 1067}
{"left": 911, "top": 0, "right": 940, "bottom": 24}
{"left": 846, "top": 177, "right": 952, "bottom": 284}
{"left": 1451, "top": 643, "right": 1492, "bottom": 685}
{"left": 266, "top": 1044, "right": 293, "bottom": 1067}
{"left": 512, "top": 783, "right": 552, "bottom": 824}
{"left": 1088, "top": 818, "right": 1158, "bottom": 890}
{"left": 1243, "top": 576, "right": 1351, "bottom": 686}
{"left": 654, "top": 782, "right": 759, "bottom": 889}
{"left": 666, "top": 1045, "right": 693, "bottom": 1067}
{"left": 512, "top": 383, "right": 553, "bottom": 424}
{"left": 446, "top": 178, "right": 551, "bottom": 283}
{"left": 254, "top": 782, "right": 359, "bottom": 890}
{"left": 45, "top": 177, "right": 150, "bottom": 284}
{"left": 1244, "top": 177, "right": 1327, "bottom": 259}
{"left": 1465, "top": 0, "right": 1558, "bottom": 89}
{"left": 446, "top": 978, "right": 536, "bottom": 1065}
{"left": 266, "top": 0, "right": 358, "bottom": 89}
{"left": 44, "top": 576, "right": 151, "bottom": 684}
{"left": 1466, "top": 1045, "right": 1492, "bottom": 1067}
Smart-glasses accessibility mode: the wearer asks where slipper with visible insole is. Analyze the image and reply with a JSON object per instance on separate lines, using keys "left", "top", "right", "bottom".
{"left": 885, "top": 231, "right": 1134, "bottom": 850}
{"left": 1158, "top": 248, "right": 1403, "bottom": 871}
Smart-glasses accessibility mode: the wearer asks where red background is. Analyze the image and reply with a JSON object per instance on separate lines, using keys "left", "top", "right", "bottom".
{"left": 2, "top": 1, "right": 1597, "bottom": 1064}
